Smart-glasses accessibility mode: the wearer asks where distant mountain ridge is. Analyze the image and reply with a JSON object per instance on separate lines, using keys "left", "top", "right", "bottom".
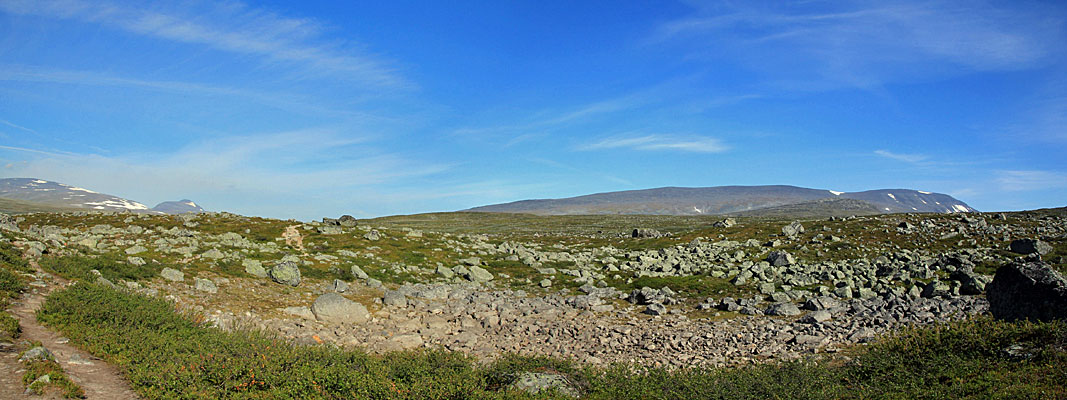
{"left": 467, "top": 185, "right": 977, "bottom": 216}
{"left": 152, "top": 199, "right": 205, "bottom": 214}
{"left": 0, "top": 178, "right": 203, "bottom": 215}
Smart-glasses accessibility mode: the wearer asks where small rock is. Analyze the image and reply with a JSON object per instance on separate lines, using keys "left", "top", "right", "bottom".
{"left": 19, "top": 346, "right": 53, "bottom": 362}
{"left": 351, "top": 265, "right": 369, "bottom": 280}
{"left": 243, "top": 259, "right": 267, "bottom": 278}
{"left": 765, "top": 302, "right": 802, "bottom": 316}
{"left": 332, "top": 279, "right": 349, "bottom": 293}
{"left": 644, "top": 303, "right": 667, "bottom": 315}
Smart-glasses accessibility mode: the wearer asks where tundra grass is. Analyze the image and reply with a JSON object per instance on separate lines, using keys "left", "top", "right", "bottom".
{"left": 37, "top": 282, "right": 1067, "bottom": 399}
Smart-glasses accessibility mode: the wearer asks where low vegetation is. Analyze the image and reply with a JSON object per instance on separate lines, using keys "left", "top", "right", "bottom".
{"left": 20, "top": 342, "right": 86, "bottom": 398}
{"left": 0, "top": 240, "right": 29, "bottom": 341}
{"left": 39, "top": 253, "right": 158, "bottom": 282}
{"left": 37, "top": 282, "right": 1067, "bottom": 399}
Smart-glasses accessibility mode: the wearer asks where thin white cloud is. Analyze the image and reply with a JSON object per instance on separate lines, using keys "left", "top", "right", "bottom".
{"left": 582, "top": 134, "right": 728, "bottom": 153}
{"left": 0, "top": 119, "right": 37, "bottom": 134}
{"left": 874, "top": 149, "right": 928, "bottom": 164}
{"left": 656, "top": 1, "right": 1064, "bottom": 89}
{"left": 0, "top": 0, "right": 405, "bottom": 88}
{"left": 0, "top": 65, "right": 373, "bottom": 118}
{"left": 995, "top": 170, "right": 1067, "bottom": 191}
{"left": 0, "top": 131, "right": 450, "bottom": 219}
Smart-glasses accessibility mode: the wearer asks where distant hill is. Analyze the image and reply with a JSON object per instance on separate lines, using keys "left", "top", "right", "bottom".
{"left": 467, "top": 185, "right": 977, "bottom": 216}
{"left": 152, "top": 199, "right": 205, "bottom": 214}
{"left": 0, "top": 178, "right": 204, "bottom": 215}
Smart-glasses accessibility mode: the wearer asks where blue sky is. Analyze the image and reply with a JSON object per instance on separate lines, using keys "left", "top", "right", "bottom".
{"left": 0, "top": 0, "right": 1065, "bottom": 220}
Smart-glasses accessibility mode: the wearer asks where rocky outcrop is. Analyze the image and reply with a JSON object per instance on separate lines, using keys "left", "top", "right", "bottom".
{"left": 987, "top": 261, "right": 1067, "bottom": 322}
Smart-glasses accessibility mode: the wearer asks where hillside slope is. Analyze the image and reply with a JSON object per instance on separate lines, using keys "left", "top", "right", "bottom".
{"left": 468, "top": 185, "right": 976, "bottom": 216}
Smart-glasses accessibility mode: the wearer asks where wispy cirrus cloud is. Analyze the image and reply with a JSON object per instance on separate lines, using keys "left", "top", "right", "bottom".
{"left": 874, "top": 149, "right": 928, "bottom": 164}
{"left": 0, "top": 64, "right": 377, "bottom": 118}
{"left": 581, "top": 134, "right": 728, "bottom": 153}
{"left": 655, "top": 1, "right": 1064, "bottom": 89}
{"left": 0, "top": 0, "right": 406, "bottom": 88}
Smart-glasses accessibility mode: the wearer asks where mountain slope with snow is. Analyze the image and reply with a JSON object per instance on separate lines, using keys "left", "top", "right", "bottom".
{"left": 152, "top": 199, "right": 205, "bottom": 214}
{"left": 0, "top": 178, "right": 152, "bottom": 212}
{"left": 467, "top": 185, "right": 977, "bottom": 216}
{"left": 0, "top": 178, "right": 205, "bottom": 215}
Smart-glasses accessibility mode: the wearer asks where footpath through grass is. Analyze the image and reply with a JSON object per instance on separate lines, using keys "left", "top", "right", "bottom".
{"left": 36, "top": 282, "right": 1067, "bottom": 399}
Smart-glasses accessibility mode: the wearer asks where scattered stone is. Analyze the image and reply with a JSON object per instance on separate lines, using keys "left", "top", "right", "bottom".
{"left": 202, "top": 248, "right": 225, "bottom": 259}
{"left": 433, "top": 266, "right": 454, "bottom": 279}
{"left": 194, "top": 278, "right": 217, "bottom": 293}
{"left": 632, "top": 228, "right": 663, "bottom": 238}
{"left": 127, "top": 256, "right": 146, "bottom": 266}
{"left": 800, "top": 310, "right": 832, "bottom": 323}
{"left": 782, "top": 221, "right": 805, "bottom": 238}
{"left": 466, "top": 266, "right": 493, "bottom": 282}
{"left": 363, "top": 230, "right": 381, "bottom": 241}
{"left": 270, "top": 261, "right": 302, "bottom": 287}
{"left": 125, "top": 245, "right": 147, "bottom": 255}
{"left": 332, "top": 279, "right": 349, "bottom": 293}
{"left": 351, "top": 265, "right": 369, "bottom": 280}
{"left": 160, "top": 267, "right": 184, "bottom": 282}
{"left": 243, "top": 259, "right": 267, "bottom": 278}
{"left": 19, "top": 346, "right": 54, "bottom": 362}
{"left": 765, "top": 302, "right": 802, "bottom": 316}
{"left": 644, "top": 303, "right": 667, "bottom": 316}
{"left": 383, "top": 290, "right": 408, "bottom": 307}
{"left": 766, "top": 251, "right": 795, "bottom": 266}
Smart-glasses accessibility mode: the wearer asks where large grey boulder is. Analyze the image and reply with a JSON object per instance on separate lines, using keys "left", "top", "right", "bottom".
{"left": 1010, "top": 239, "right": 1053, "bottom": 256}
{"left": 987, "top": 262, "right": 1067, "bottom": 322}
{"left": 311, "top": 293, "right": 370, "bottom": 324}
{"left": 338, "top": 215, "right": 357, "bottom": 227}
{"left": 270, "top": 261, "right": 301, "bottom": 286}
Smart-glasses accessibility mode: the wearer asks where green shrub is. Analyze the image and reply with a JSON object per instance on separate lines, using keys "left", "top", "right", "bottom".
{"left": 22, "top": 358, "right": 85, "bottom": 398}
{"left": 39, "top": 254, "right": 156, "bottom": 282}
{"left": 0, "top": 311, "right": 18, "bottom": 341}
